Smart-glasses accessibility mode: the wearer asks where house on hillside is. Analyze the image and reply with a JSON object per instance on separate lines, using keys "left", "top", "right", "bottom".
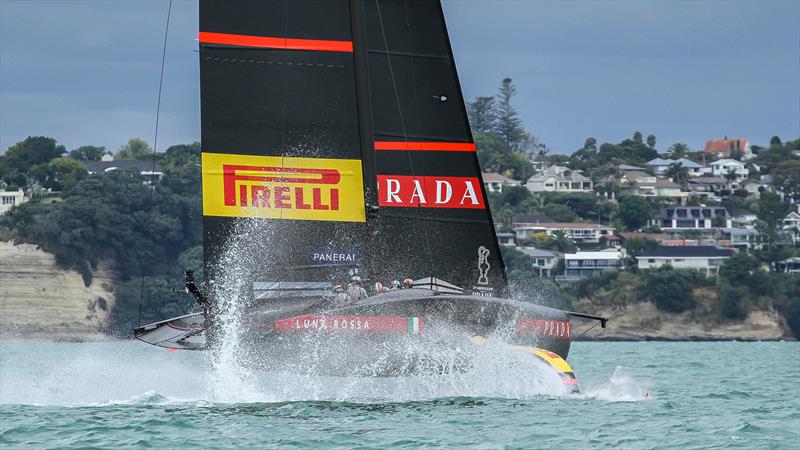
{"left": 647, "top": 158, "right": 707, "bottom": 177}
{"left": 618, "top": 164, "right": 646, "bottom": 173}
{"left": 704, "top": 138, "right": 753, "bottom": 160}
{"left": 653, "top": 206, "right": 732, "bottom": 230}
{"left": 620, "top": 172, "right": 687, "bottom": 202}
{"left": 525, "top": 165, "right": 592, "bottom": 194}
{"left": 775, "top": 257, "right": 800, "bottom": 274}
{"left": 81, "top": 160, "right": 165, "bottom": 184}
{"left": 518, "top": 247, "right": 562, "bottom": 277}
{"left": 636, "top": 245, "right": 735, "bottom": 277}
{"left": 496, "top": 232, "right": 516, "bottom": 247}
{"left": 512, "top": 212, "right": 554, "bottom": 227}
{"left": 0, "top": 188, "right": 26, "bottom": 216}
{"left": 513, "top": 222, "right": 615, "bottom": 244}
{"left": 482, "top": 172, "right": 519, "bottom": 193}
{"left": 710, "top": 159, "right": 748, "bottom": 179}
{"left": 686, "top": 176, "right": 729, "bottom": 201}
{"left": 557, "top": 249, "right": 624, "bottom": 281}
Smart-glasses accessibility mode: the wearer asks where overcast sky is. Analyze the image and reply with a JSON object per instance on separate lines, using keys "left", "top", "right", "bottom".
{"left": 1, "top": 0, "right": 798, "bottom": 155}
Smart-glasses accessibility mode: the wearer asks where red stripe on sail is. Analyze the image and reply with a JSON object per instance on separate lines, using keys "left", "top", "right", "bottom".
{"left": 374, "top": 141, "right": 477, "bottom": 152}
{"left": 198, "top": 32, "right": 353, "bottom": 53}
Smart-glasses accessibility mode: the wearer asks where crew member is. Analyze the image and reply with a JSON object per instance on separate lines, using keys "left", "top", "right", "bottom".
{"left": 185, "top": 268, "right": 208, "bottom": 314}
{"left": 332, "top": 284, "right": 349, "bottom": 306}
{"left": 347, "top": 275, "right": 368, "bottom": 301}
{"left": 372, "top": 281, "right": 384, "bottom": 295}
{"left": 390, "top": 280, "right": 401, "bottom": 291}
{"left": 185, "top": 267, "right": 215, "bottom": 347}
{"left": 402, "top": 278, "right": 414, "bottom": 289}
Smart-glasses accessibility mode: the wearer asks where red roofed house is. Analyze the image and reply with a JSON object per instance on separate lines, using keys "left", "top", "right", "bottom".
{"left": 704, "top": 138, "right": 753, "bottom": 160}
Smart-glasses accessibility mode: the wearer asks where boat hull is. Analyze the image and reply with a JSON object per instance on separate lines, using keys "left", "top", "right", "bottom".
{"left": 136, "top": 289, "right": 573, "bottom": 377}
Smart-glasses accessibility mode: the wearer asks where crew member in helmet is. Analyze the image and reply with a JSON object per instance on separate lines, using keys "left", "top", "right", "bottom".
{"left": 347, "top": 275, "right": 368, "bottom": 301}
{"left": 390, "top": 280, "right": 402, "bottom": 291}
{"left": 332, "top": 283, "right": 349, "bottom": 306}
{"left": 402, "top": 278, "right": 413, "bottom": 289}
{"left": 372, "top": 281, "right": 384, "bottom": 295}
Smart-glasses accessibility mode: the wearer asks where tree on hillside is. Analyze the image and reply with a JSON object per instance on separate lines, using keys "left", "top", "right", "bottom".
{"left": 69, "top": 145, "right": 106, "bottom": 161}
{"left": 664, "top": 162, "right": 690, "bottom": 186}
{"left": 633, "top": 131, "right": 643, "bottom": 144}
{"left": 548, "top": 229, "right": 576, "bottom": 253}
{"left": 668, "top": 142, "right": 689, "bottom": 157}
{"left": 623, "top": 238, "right": 658, "bottom": 258}
{"left": 573, "top": 137, "right": 598, "bottom": 162}
{"left": 597, "top": 138, "right": 658, "bottom": 164}
{"left": 755, "top": 191, "right": 792, "bottom": 267}
{"left": 619, "top": 196, "right": 653, "bottom": 231}
{"left": 0, "top": 136, "right": 65, "bottom": 184}
{"left": 542, "top": 192, "right": 614, "bottom": 222}
{"left": 39, "top": 157, "right": 89, "bottom": 191}
{"left": 646, "top": 134, "right": 656, "bottom": 149}
{"left": 718, "top": 282, "right": 748, "bottom": 320}
{"left": 474, "top": 131, "right": 534, "bottom": 180}
{"left": 115, "top": 138, "right": 153, "bottom": 160}
{"left": 542, "top": 203, "right": 578, "bottom": 223}
{"left": 494, "top": 77, "right": 525, "bottom": 152}
{"left": 645, "top": 266, "right": 695, "bottom": 313}
{"left": 719, "top": 252, "right": 759, "bottom": 286}
{"left": 771, "top": 160, "right": 800, "bottom": 202}
{"left": 467, "top": 96, "right": 497, "bottom": 134}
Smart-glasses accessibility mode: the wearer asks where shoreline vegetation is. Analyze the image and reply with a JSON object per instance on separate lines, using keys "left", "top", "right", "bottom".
{"left": 1, "top": 79, "right": 798, "bottom": 341}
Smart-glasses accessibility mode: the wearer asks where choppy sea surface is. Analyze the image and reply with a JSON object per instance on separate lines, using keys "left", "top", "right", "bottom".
{"left": 1, "top": 340, "right": 798, "bottom": 449}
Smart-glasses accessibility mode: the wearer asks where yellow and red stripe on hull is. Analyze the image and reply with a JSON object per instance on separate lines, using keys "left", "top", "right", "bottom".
{"left": 472, "top": 336, "right": 579, "bottom": 393}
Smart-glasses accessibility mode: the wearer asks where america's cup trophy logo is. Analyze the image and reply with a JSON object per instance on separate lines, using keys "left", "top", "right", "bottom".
{"left": 477, "top": 246, "right": 491, "bottom": 285}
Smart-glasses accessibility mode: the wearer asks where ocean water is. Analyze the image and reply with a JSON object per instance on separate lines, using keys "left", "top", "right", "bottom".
{"left": 1, "top": 340, "right": 798, "bottom": 449}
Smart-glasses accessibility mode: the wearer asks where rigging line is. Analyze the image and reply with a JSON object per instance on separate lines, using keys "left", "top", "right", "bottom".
{"left": 138, "top": 0, "right": 173, "bottom": 327}
{"left": 574, "top": 321, "right": 599, "bottom": 340}
{"left": 374, "top": 0, "right": 436, "bottom": 273}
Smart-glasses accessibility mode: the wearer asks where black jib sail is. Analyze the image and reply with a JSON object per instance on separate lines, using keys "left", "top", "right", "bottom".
{"left": 200, "top": 0, "right": 506, "bottom": 296}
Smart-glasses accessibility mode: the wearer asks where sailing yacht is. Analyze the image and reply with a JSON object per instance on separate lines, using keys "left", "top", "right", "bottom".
{"left": 135, "top": 0, "right": 605, "bottom": 390}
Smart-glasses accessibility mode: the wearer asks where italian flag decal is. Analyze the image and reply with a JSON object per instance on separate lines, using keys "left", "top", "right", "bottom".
{"left": 408, "top": 316, "right": 422, "bottom": 334}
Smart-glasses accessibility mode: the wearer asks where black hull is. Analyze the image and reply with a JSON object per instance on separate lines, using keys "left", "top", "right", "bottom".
{"left": 136, "top": 289, "right": 574, "bottom": 377}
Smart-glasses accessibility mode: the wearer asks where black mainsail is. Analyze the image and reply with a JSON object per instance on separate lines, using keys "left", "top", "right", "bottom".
{"left": 200, "top": 0, "right": 506, "bottom": 296}
{"left": 137, "top": 1, "right": 598, "bottom": 382}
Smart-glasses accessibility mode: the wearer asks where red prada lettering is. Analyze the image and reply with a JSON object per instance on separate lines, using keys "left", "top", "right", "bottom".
{"left": 376, "top": 175, "right": 485, "bottom": 209}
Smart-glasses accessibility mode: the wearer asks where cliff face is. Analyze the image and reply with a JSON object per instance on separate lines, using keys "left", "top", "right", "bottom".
{"left": 576, "top": 300, "right": 792, "bottom": 341}
{"left": 0, "top": 241, "right": 116, "bottom": 339}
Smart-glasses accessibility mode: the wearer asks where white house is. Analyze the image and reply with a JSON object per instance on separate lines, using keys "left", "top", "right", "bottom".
{"left": 653, "top": 206, "right": 732, "bottom": 230}
{"left": 647, "top": 158, "right": 707, "bottom": 177}
{"left": 81, "top": 160, "right": 165, "bottom": 184}
{"left": 525, "top": 165, "right": 593, "bottom": 194}
{"left": 710, "top": 159, "right": 748, "bottom": 179}
{"left": 518, "top": 247, "right": 562, "bottom": 277}
{"left": 0, "top": 188, "right": 26, "bottom": 215}
{"left": 636, "top": 246, "right": 735, "bottom": 277}
{"left": 558, "top": 250, "right": 624, "bottom": 281}
{"left": 482, "top": 172, "right": 519, "bottom": 193}
{"left": 514, "top": 222, "right": 615, "bottom": 244}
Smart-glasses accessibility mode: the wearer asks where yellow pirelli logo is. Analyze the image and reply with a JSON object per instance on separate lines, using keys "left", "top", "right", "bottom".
{"left": 202, "top": 152, "right": 366, "bottom": 222}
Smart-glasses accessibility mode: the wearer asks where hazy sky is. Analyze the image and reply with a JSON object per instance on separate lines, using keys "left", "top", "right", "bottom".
{"left": 1, "top": 0, "right": 798, "bottom": 155}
